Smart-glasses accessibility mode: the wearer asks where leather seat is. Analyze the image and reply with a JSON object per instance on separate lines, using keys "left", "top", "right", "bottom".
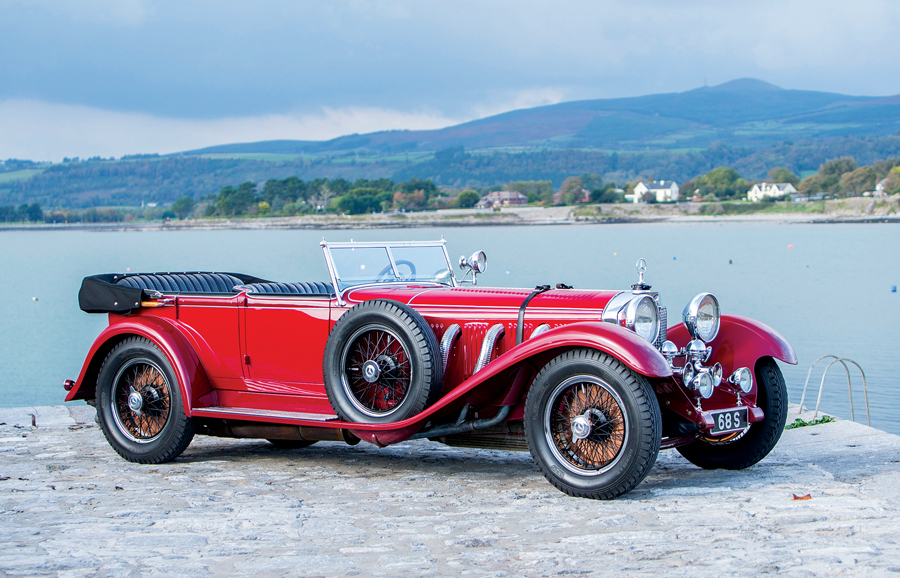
{"left": 117, "top": 273, "right": 245, "bottom": 293}
{"left": 243, "top": 281, "right": 334, "bottom": 296}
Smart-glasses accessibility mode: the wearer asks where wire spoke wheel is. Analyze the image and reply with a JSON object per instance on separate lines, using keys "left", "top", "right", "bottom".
{"left": 341, "top": 325, "right": 412, "bottom": 416}
{"left": 546, "top": 375, "right": 628, "bottom": 475}
{"left": 111, "top": 359, "right": 172, "bottom": 443}
{"left": 525, "top": 349, "right": 661, "bottom": 500}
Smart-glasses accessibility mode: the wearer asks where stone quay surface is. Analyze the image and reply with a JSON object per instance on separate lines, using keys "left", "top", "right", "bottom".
{"left": 1, "top": 404, "right": 899, "bottom": 577}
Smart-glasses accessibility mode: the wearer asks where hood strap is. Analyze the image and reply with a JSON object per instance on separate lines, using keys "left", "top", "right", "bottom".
{"left": 516, "top": 285, "right": 551, "bottom": 345}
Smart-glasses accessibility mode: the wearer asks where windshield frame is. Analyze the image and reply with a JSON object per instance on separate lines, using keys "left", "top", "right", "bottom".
{"left": 321, "top": 239, "right": 458, "bottom": 305}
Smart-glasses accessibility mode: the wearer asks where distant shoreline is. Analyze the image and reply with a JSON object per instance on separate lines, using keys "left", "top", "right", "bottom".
{"left": 2, "top": 199, "right": 898, "bottom": 232}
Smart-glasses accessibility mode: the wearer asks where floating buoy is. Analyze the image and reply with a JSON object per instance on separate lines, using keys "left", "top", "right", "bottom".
{"left": 892, "top": 285, "right": 897, "bottom": 293}
{"left": 673, "top": 256, "right": 676, "bottom": 260}
{"left": 728, "top": 259, "right": 732, "bottom": 265}
{"left": 788, "top": 244, "right": 793, "bottom": 249}
{"left": 32, "top": 297, "right": 38, "bottom": 301}
{"left": 126, "top": 267, "right": 131, "bottom": 272}
{"left": 505, "top": 270, "right": 510, "bottom": 275}
{"left": 613, "top": 252, "right": 617, "bottom": 256}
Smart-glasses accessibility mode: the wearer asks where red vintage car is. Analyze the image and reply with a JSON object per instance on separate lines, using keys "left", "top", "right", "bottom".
{"left": 66, "top": 239, "right": 796, "bottom": 499}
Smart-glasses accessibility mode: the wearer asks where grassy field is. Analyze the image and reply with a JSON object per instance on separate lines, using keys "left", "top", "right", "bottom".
{"left": 0, "top": 169, "right": 45, "bottom": 184}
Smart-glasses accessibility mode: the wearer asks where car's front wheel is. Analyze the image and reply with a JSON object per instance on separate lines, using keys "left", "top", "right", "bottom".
{"left": 676, "top": 357, "right": 787, "bottom": 470}
{"left": 524, "top": 349, "right": 662, "bottom": 499}
{"left": 96, "top": 336, "right": 195, "bottom": 463}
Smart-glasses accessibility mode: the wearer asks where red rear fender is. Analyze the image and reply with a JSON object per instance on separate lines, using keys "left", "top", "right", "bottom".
{"left": 65, "top": 316, "right": 212, "bottom": 415}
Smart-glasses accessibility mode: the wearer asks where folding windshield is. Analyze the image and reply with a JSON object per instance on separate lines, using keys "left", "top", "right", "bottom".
{"left": 322, "top": 240, "right": 456, "bottom": 295}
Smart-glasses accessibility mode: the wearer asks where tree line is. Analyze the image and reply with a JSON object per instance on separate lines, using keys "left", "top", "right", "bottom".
{"left": 199, "top": 177, "right": 446, "bottom": 217}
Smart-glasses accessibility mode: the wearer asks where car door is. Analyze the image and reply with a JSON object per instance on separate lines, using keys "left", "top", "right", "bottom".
{"left": 242, "top": 294, "right": 331, "bottom": 395}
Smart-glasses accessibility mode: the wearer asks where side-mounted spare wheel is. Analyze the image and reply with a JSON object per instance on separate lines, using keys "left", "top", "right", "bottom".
{"left": 524, "top": 349, "right": 662, "bottom": 500}
{"left": 676, "top": 356, "right": 788, "bottom": 470}
{"left": 323, "top": 299, "right": 443, "bottom": 423}
{"left": 96, "top": 336, "right": 196, "bottom": 463}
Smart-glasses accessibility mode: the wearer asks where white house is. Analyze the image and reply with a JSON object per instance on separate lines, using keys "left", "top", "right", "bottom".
{"left": 632, "top": 180, "right": 679, "bottom": 203}
{"left": 748, "top": 182, "right": 797, "bottom": 202}
{"left": 874, "top": 178, "right": 888, "bottom": 197}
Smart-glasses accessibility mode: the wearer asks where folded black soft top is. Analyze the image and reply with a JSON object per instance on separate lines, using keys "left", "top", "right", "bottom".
{"left": 78, "top": 272, "right": 269, "bottom": 314}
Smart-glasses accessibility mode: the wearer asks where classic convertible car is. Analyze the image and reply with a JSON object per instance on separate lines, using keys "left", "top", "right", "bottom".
{"left": 66, "top": 239, "right": 796, "bottom": 499}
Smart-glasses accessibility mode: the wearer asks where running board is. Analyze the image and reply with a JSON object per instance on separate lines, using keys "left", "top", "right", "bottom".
{"left": 193, "top": 406, "right": 338, "bottom": 422}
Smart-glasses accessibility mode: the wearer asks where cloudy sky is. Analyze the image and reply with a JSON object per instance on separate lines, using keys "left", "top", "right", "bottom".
{"left": 2, "top": 0, "right": 899, "bottom": 161}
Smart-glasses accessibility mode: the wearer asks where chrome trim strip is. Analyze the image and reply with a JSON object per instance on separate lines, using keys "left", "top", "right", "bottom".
{"left": 530, "top": 323, "right": 552, "bottom": 339}
{"left": 474, "top": 323, "right": 506, "bottom": 374}
{"left": 440, "top": 324, "right": 462, "bottom": 372}
{"left": 194, "top": 406, "right": 338, "bottom": 422}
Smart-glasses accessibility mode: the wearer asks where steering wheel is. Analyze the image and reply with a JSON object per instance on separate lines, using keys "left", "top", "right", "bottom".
{"left": 375, "top": 259, "right": 417, "bottom": 282}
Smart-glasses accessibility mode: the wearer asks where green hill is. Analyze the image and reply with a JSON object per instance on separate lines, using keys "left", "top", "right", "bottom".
{"left": 187, "top": 79, "right": 900, "bottom": 155}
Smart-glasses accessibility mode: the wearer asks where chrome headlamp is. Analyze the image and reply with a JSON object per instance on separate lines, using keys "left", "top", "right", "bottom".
{"left": 624, "top": 295, "right": 660, "bottom": 344}
{"left": 692, "top": 371, "right": 715, "bottom": 399}
{"left": 683, "top": 293, "right": 720, "bottom": 342}
{"left": 729, "top": 367, "right": 753, "bottom": 393}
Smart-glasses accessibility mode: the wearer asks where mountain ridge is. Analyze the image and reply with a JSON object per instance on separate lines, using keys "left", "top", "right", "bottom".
{"left": 184, "top": 78, "right": 899, "bottom": 156}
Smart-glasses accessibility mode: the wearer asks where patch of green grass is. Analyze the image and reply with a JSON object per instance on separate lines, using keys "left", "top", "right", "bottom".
{"left": 199, "top": 153, "right": 305, "bottom": 162}
{"left": 758, "top": 201, "right": 827, "bottom": 214}
{"left": 472, "top": 212, "right": 517, "bottom": 219}
{"left": 695, "top": 201, "right": 827, "bottom": 215}
{"left": 573, "top": 206, "right": 603, "bottom": 217}
{"left": 785, "top": 415, "right": 835, "bottom": 430}
{"left": 0, "top": 168, "right": 44, "bottom": 183}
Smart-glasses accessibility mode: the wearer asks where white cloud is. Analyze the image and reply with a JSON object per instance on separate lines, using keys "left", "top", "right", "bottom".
{"left": 469, "top": 88, "right": 568, "bottom": 120}
{"left": 0, "top": 100, "right": 461, "bottom": 162}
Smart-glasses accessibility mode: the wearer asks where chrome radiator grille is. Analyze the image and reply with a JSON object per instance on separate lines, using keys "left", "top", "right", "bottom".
{"left": 656, "top": 306, "right": 667, "bottom": 349}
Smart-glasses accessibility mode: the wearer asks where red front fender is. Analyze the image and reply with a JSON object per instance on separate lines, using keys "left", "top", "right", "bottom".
{"left": 504, "top": 321, "right": 673, "bottom": 379}
{"left": 667, "top": 314, "right": 798, "bottom": 370}
{"left": 349, "top": 321, "right": 673, "bottom": 445}
{"left": 65, "top": 316, "right": 212, "bottom": 415}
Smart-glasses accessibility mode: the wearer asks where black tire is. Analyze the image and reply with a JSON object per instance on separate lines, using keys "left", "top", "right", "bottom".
{"left": 267, "top": 439, "right": 317, "bottom": 449}
{"left": 524, "top": 349, "right": 662, "bottom": 500}
{"left": 323, "top": 300, "right": 442, "bottom": 423}
{"left": 95, "top": 337, "right": 196, "bottom": 464}
{"left": 676, "top": 357, "right": 788, "bottom": 470}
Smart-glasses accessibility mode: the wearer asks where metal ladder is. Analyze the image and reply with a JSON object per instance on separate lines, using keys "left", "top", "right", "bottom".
{"left": 797, "top": 355, "right": 870, "bottom": 426}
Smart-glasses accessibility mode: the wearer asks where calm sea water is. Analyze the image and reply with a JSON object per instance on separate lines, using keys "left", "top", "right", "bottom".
{"left": 1, "top": 223, "right": 898, "bottom": 434}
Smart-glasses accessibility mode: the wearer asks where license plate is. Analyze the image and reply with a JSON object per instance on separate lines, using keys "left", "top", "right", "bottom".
{"left": 709, "top": 408, "right": 748, "bottom": 435}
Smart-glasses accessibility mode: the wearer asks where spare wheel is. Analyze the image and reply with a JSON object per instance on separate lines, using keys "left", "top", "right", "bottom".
{"left": 323, "top": 299, "right": 442, "bottom": 423}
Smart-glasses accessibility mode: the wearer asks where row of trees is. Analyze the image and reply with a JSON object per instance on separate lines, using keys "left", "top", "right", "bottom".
{"left": 198, "top": 177, "right": 448, "bottom": 217}
{"left": 0, "top": 203, "right": 43, "bottom": 222}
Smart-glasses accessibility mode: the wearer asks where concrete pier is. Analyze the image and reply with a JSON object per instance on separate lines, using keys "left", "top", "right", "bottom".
{"left": 1, "top": 405, "right": 899, "bottom": 577}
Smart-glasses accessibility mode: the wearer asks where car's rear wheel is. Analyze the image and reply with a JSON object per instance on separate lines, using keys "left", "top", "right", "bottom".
{"left": 676, "top": 357, "right": 787, "bottom": 470}
{"left": 96, "top": 337, "right": 195, "bottom": 463}
{"left": 323, "top": 300, "right": 442, "bottom": 423}
{"left": 524, "top": 349, "right": 661, "bottom": 499}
